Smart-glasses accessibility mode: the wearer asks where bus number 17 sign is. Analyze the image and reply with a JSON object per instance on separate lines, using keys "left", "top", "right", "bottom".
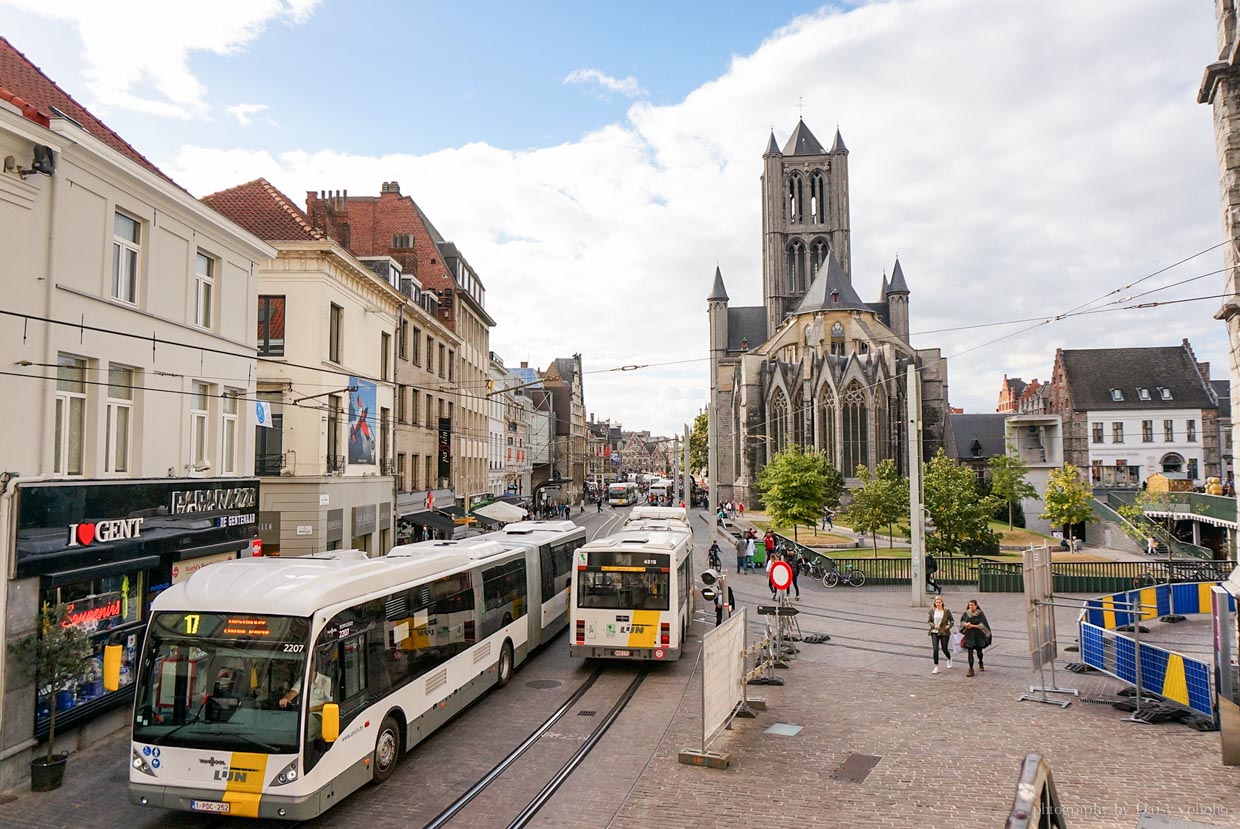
{"left": 770, "top": 560, "right": 793, "bottom": 591}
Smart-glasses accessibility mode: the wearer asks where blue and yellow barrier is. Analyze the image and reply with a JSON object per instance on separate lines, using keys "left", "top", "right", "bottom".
{"left": 1078, "top": 582, "right": 1233, "bottom": 721}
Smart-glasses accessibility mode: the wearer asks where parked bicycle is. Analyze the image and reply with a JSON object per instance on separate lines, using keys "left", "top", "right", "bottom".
{"left": 824, "top": 562, "right": 866, "bottom": 588}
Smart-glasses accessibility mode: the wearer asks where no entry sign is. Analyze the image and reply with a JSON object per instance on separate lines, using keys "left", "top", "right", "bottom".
{"left": 770, "top": 560, "right": 794, "bottom": 591}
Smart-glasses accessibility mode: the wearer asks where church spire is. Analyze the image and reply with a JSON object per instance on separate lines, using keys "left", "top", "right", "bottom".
{"left": 708, "top": 265, "right": 729, "bottom": 301}
{"left": 881, "top": 270, "right": 889, "bottom": 298}
{"left": 887, "top": 257, "right": 910, "bottom": 294}
{"left": 830, "top": 126, "right": 848, "bottom": 153}
{"left": 782, "top": 119, "right": 826, "bottom": 156}
{"left": 795, "top": 251, "right": 868, "bottom": 314}
{"left": 764, "top": 130, "right": 781, "bottom": 157}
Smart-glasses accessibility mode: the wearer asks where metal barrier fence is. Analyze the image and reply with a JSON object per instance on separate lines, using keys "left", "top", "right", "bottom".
{"left": 1076, "top": 582, "right": 1235, "bottom": 720}
{"left": 979, "top": 559, "right": 1236, "bottom": 594}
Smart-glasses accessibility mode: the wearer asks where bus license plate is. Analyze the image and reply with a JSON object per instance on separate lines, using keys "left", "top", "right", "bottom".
{"left": 613, "top": 649, "right": 631, "bottom": 657}
{"left": 190, "top": 801, "right": 231, "bottom": 814}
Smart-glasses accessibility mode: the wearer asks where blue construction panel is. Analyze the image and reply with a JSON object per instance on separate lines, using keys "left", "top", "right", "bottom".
{"left": 1155, "top": 584, "right": 1171, "bottom": 616}
{"left": 1084, "top": 601, "right": 1103, "bottom": 628}
{"left": 1079, "top": 623, "right": 1105, "bottom": 671}
{"left": 1184, "top": 659, "right": 1214, "bottom": 718}
{"left": 1114, "top": 635, "right": 1138, "bottom": 684}
{"left": 1171, "top": 583, "right": 1200, "bottom": 615}
{"left": 1139, "top": 646, "right": 1170, "bottom": 695}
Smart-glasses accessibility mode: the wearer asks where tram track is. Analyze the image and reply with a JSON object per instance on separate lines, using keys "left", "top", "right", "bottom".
{"left": 419, "top": 664, "right": 648, "bottom": 829}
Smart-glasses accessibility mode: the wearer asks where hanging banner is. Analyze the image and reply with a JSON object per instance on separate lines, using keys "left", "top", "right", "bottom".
{"left": 348, "top": 377, "right": 377, "bottom": 465}
{"left": 438, "top": 417, "right": 452, "bottom": 481}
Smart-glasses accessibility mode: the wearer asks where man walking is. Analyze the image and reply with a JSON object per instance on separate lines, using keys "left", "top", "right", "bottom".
{"left": 735, "top": 535, "right": 747, "bottom": 574}
{"left": 925, "top": 552, "right": 941, "bottom": 595}
{"left": 745, "top": 533, "right": 756, "bottom": 573}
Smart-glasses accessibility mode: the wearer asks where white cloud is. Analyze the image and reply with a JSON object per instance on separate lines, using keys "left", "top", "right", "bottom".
{"left": 564, "top": 68, "right": 647, "bottom": 99}
{"left": 168, "top": 0, "right": 1224, "bottom": 436}
{"left": 0, "top": 0, "right": 321, "bottom": 118}
{"left": 227, "top": 102, "right": 273, "bottom": 127}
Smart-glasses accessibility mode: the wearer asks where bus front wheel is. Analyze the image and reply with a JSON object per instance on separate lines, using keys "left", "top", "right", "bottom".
{"left": 372, "top": 715, "right": 401, "bottom": 783}
{"left": 496, "top": 640, "right": 514, "bottom": 688}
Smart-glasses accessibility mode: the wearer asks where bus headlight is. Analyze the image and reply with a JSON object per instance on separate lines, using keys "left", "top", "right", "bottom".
{"left": 131, "top": 749, "right": 156, "bottom": 777}
{"left": 271, "top": 758, "right": 299, "bottom": 786}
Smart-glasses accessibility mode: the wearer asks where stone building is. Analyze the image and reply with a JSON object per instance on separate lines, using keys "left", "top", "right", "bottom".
{"left": 540, "top": 355, "right": 587, "bottom": 506}
{"left": 708, "top": 119, "right": 950, "bottom": 504}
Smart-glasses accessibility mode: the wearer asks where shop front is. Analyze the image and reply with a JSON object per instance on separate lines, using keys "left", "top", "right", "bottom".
{"left": 9, "top": 478, "right": 260, "bottom": 741}
{"left": 396, "top": 488, "right": 457, "bottom": 543}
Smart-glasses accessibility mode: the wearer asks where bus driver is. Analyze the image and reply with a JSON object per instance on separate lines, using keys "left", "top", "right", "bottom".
{"left": 279, "top": 653, "right": 334, "bottom": 712}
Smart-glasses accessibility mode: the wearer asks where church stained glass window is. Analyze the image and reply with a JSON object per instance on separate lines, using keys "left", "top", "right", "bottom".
{"left": 842, "top": 382, "right": 869, "bottom": 476}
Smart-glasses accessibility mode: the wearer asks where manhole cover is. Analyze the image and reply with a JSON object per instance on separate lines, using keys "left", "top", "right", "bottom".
{"left": 578, "top": 710, "right": 597, "bottom": 717}
{"left": 831, "top": 753, "right": 881, "bottom": 783}
{"left": 526, "top": 679, "right": 562, "bottom": 689}
{"left": 764, "top": 722, "right": 803, "bottom": 737}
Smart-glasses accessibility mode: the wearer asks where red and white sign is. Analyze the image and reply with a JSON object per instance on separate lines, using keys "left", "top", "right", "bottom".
{"left": 249, "top": 538, "right": 263, "bottom": 557}
{"left": 66, "top": 517, "right": 144, "bottom": 547}
{"left": 770, "top": 560, "right": 794, "bottom": 591}
{"left": 654, "top": 649, "right": 665, "bottom": 659}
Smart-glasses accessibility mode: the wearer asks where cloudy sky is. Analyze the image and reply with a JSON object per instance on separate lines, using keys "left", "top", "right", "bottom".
{"left": 0, "top": 0, "right": 1228, "bottom": 436}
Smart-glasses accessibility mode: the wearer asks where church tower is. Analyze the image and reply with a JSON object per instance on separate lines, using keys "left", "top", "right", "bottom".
{"left": 707, "top": 265, "right": 729, "bottom": 389}
{"left": 886, "top": 256, "right": 910, "bottom": 342}
{"left": 760, "top": 120, "right": 852, "bottom": 337}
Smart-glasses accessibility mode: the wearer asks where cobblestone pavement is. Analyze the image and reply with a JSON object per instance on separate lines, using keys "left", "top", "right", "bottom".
{"left": 3, "top": 509, "right": 1238, "bottom": 829}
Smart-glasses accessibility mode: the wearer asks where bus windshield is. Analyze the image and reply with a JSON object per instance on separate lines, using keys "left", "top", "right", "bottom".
{"left": 132, "top": 612, "right": 310, "bottom": 755}
{"left": 577, "top": 570, "right": 669, "bottom": 610}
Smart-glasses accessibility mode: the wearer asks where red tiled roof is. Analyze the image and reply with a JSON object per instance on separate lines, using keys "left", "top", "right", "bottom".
{"left": 0, "top": 36, "right": 175, "bottom": 184}
{"left": 202, "top": 178, "right": 326, "bottom": 242}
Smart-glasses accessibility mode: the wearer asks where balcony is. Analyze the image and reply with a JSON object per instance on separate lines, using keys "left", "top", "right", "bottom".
{"left": 255, "top": 453, "right": 285, "bottom": 477}
{"left": 327, "top": 454, "right": 345, "bottom": 474}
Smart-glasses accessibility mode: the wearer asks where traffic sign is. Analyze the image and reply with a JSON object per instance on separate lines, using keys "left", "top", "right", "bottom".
{"left": 701, "top": 587, "right": 717, "bottom": 603}
{"left": 770, "top": 560, "right": 793, "bottom": 591}
{"left": 756, "top": 605, "right": 800, "bottom": 616}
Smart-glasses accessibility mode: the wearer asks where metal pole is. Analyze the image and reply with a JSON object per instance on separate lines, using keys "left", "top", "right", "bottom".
{"left": 683, "top": 424, "right": 691, "bottom": 510}
{"left": 907, "top": 364, "right": 926, "bottom": 607}
{"left": 708, "top": 405, "right": 719, "bottom": 524}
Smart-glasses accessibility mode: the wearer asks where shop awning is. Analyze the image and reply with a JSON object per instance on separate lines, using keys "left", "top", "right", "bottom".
{"left": 472, "top": 501, "right": 527, "bottom": 523}
{"left": 399, "top": 510, "right": 455, "bottom": 535}
{"left": 440, "top": 506, "right": 468, "bottom": 518}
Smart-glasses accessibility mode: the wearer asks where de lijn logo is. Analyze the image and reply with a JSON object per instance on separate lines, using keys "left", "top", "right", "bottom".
{"left": 66, "top": 517, "right": 145, "bottom": 547}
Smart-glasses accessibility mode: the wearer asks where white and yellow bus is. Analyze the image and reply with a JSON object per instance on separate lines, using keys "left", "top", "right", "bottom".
{"left": 607, "top": 481, "right": 639, "bottom": 506}
{"left": 124, "top": 525, "right": 582, "bottom": 821}
{"left": 569, "top": 528, "right": 694, "bottom": 661}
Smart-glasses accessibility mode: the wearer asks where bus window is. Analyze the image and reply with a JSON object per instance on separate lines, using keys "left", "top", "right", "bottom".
{"left": 481, "top": 560, "right": 527, "bottom": 638}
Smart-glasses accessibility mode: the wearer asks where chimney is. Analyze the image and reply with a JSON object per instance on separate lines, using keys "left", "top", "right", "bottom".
{"left": 520, "top": 362, "right": 528, "bottom": 369}
{"left": 380, "top": 181, "right": 401, "bottom": 196}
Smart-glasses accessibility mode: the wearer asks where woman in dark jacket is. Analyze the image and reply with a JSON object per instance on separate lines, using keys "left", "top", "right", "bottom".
{"left": 959, "top": 599, "right": 991, "bottom": 677}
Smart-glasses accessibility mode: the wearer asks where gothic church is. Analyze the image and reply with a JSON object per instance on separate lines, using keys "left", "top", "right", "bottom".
{"left": 708, "top": 119, "right": 950, "bottom": 504}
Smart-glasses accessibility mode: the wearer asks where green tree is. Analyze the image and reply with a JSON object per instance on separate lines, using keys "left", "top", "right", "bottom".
{"left": 845, "top": 459, "right": 909, "bottom": 555}
{"left": 1040, "top": 463, "right": 1096, "bottom": 544}
{"left": 924, "top": 449, "right": 1000, "bottom": 554}
{"left": 755, "top": 445, "right": 827, "bottom": 543}
{"left": 688, "top": 412, "right": 709, "bottom": 474}
{"left": 988, "top": 450, "right": 1040, "bottom": 530}
{"left": 9, "top": 604, "right": 95, "bottom": 764}
{"left": 819, "top": 457, "right": 846, "bottom": 510}
{"left": 1117, "top": 489, "right": 1177, "bottom": 554}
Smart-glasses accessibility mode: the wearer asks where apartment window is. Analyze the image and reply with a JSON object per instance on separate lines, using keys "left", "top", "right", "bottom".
{"left": 411, "top": 390, "right": 420, "bottom": 425}
{"left": 327, "top": 394, "right": 342, "bottom": 467}
{"left": 221, "top": 391, "right": 239, "bottom": 474}
{"left": 426, "top": 335, "right": 434, "bottom": 373}
{"left": 1091, "top": 423, "right": 1103, "bottom": 444}
{"left": 257, "top": 296, "right": 285, "bottom": 356}
{"left": 190, "top": 382, "right": 211, "bottom": 468}
{"left": 1112, "top": 422, "right": 1124, "bottom": 444}
{"left": 1188, "top": 458, "right": 1199, "bottom": 479}
{"left": 1141, "top": 420, "right": 1153, "bottom": 443}
{"left": 1109, "top": 388, "right": 1124, "bottom": 402}
{"left": 413, "top": 328, "right": 422, "bottom": 364}
{"left": 397, "top": 453, "right": 407, "bottom": 490}
{"left": 398, "top": 319, "right": 409, "bottom": 360}
{"left": 438, "top": 344, "right": 446, "bottom": 379}
{"left": 255, "top": 391, "right": 284, "bottom": 476}
{"left": 111, "top": 212, "right": 140, "bottom": 304}
{"left": 438, "top": 397, "right": 446, "bottom": 418}
{"left": 329, "top": 304, "right": 344, "bottom": 363}
{"left": 1159, "top": 387, "right": 1174, "bottom": 401}
{"left": 1187, "top": 419, "right": 1197, "bottom": 442}
{"left": 425, "top": 393, "right": 433, "bottom": 427}
{"left": 1137, "top": 387, "right": 1151, "bottom": 401}
{"left": 1164, "top": 420, "right": 1174, "bottom": 442}
{"left": 194, "top": 252, "right": 214, "bottom": 329}
{"left": 380, "top": 407, "right": 390, "bottom": 470}
{"left": 105, "top": 365, "right": 133, "bottom": 474}
{"left": 411, "top": 454, "right": 420, "bottom": 490}
{"left": 54, "top": 355, "right": 87, "bottom": 476}
{"left": 381, "top": 332, "right": 391, "bottom": 381}
{"left": 397, "top": 385, "right": 408, "bottom": 423}
{"left": 425, "top": 455, "right": 433, "bottom": 489}
{"left": 447, "top": 350, "right": 455, "bottom": 382}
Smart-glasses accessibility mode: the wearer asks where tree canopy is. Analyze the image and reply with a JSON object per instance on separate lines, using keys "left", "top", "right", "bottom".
{"left": 755, "top": 445, "right": 828, "bottom": 536}
{"left": 845, "top": 459, "right": 909, "bottom": 555}
{"left": 988, "top": 450, "right": 1040, "bottom": 530}
{"left": 689, "top": 412, "right": 708, "bottom": 474}
{"left": 1040, "top": 463, "right": 1096, "bottom": 541}
{"left": 923, "top": 449, "right": 1000, "bottom": 554}
{"left": 819, "top": 457, "right": 846, "bottom": 509}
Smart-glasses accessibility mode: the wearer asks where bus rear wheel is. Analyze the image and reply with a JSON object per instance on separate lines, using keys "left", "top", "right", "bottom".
{"left": 496, "top": 641, "right": 514, "bottom": 688}
{"left": 372, "top": 715, "right": 401, "bottom": 783}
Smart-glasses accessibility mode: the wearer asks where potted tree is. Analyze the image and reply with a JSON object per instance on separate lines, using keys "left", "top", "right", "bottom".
{"left": 8, "top": 603, "right": 95, "bottom": 791}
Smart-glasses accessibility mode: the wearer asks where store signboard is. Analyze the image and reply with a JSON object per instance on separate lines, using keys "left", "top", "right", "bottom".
{"left": 326, "top": 509, "right": 344, "bottom": 544}
{"left": 353, "top": 504, "right": 377, "bottom": 537}
{"left": 15, "top": 479, "right": 260, "bottom": 579}
{"left": 171, "top": 551, "right": 239, "bottom": 584}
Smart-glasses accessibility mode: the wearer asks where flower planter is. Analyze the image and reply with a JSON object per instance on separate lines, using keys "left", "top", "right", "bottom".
{"left": 30, "top": 753, "right": 68, "bottom": 792}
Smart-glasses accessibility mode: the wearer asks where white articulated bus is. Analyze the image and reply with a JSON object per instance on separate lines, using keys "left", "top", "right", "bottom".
{"left": 123, "top": 531, "right": 578, "bottom": 821}
{"left": 474, "top": 520, "right": 587, "bottom": 636}
{"left": 607, "top": 481, "right": 639, "bottom": 506}
{"left": 569, "top": 528, "right": 694, "bottom": 661}
{"left": 622, "top": 506, "right": 691, "bottom": 534}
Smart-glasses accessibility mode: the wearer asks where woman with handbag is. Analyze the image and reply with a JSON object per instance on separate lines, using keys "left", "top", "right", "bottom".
{"left": 960, "top": 598, "right": 991, "bottom": 677}
{"left": 927, "top": 596, "right": 953, "bottom": 674}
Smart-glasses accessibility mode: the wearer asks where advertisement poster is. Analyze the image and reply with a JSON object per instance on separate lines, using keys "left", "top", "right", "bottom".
{"left": 438, "top": 417, "right": 452, "bottom": 482}
{"left": 349, "top": 377, "right": 377, "bottom": 465}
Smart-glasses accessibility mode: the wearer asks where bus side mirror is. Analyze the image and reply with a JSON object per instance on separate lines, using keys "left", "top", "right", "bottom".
{"left": 321, "top": 703, "right": 340, "bottom": 742}
{"left": 103, "top": 643, "right": 123, "bottom": 692}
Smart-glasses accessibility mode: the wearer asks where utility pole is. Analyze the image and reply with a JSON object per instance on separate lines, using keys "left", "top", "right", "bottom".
{"left": 907, "top": 363, "right": 927, "bottom": 607}
{"left": 707, "top": 406, "right": 719, "bottom": 523}
{"left": 682, "top": 423, "right": 691, "bottom": 511}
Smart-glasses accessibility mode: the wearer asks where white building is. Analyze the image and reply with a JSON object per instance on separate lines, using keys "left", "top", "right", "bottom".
{"left": 0, "top": 38, "right": 273, "bottom": 789}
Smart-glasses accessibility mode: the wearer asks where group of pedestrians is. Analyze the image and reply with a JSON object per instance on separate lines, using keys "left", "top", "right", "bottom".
{"left": 928, "top": 597, "right": 991, "bottom": 677}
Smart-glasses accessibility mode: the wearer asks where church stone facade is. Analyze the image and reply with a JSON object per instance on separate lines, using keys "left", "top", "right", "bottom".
{"left": 708, "top": 119, "right": 950, "bottom": 505}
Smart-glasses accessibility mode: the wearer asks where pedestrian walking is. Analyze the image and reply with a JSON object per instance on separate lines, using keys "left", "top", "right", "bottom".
{"left": 745, "top": 534, "right": 756, "bottom": 573}
{"left": 959, "top": 599, "right": 991, "bottom": 677}
{"left": 821, "top": 508, "right": 830, "bottom": 531}
{"left": 767, "top": 553, "right": 778, "bottom": 599}
{"left": 925, "top": 552, "right": 941, "bottom": 594}
{"left": 927, "top": 596, "right": 954, "bottom": 674}
{"left": 1146, "top": 535, "right": 1157, "bottom": 556}
{"left": 735, "top": 535, "right": 747, "bottom": 574}
{"left": 715, "top": 585, "right": 736, "bottom": 626}
{"left": 598, "top": 498, "right": 604, "bottom": 513}
{"left": 789, "top": 548, "right": 803, "bottom": 599}
{"left": 736, "top": 502, "right": 745, "bottom": 517}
